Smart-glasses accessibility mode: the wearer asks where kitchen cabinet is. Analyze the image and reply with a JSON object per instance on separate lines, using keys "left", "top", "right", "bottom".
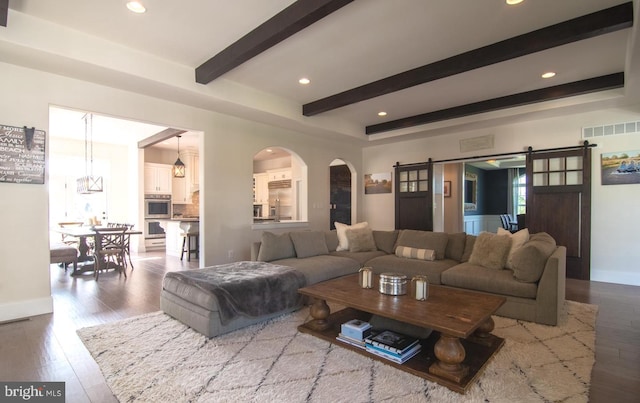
{"left": 144, "top": 163, "right": 172, "bottom": 194}
{"left": 165, "top": 219, "right": 199, "bottom": 257}
{"left": 253, "top": 173, "right": 268, "bottom": 204}
{"left": 266, "top": 168, "right": 291, "bottom": 181}
{"left": 172, "top": 151, "right": 198, "bottom": 204}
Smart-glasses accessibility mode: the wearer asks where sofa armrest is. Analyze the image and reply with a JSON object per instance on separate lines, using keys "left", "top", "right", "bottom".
{"left": 251, "top": 241, "right": 262, "bottom": 261}
{"left": 535, "top": 246, "right": 566, "bottom": 325}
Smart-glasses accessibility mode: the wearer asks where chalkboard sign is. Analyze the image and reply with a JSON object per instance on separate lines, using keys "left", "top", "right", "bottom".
{"left": 0, "top": 124, "right": 46, "bottom": 184}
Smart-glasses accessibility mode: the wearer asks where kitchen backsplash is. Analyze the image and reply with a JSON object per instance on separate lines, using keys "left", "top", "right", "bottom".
{"left": 173, "top": 190, "right": 200, "bottom": 217}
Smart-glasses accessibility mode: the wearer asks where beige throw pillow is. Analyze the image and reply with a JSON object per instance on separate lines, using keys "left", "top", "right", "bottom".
{"left": 335, "top": 221, "right": 368, "bottom": 251}
{"left": 346, "top": 227, "right": 377, "bottom": 252}
{"left": 497, "top": 227, "right": 530, "bottom": 269}
{"left": 395, "top": 246, "right": 436, "bottom": 261}
{"left": 468, "top": 232, "right": 512, "bottom": 270}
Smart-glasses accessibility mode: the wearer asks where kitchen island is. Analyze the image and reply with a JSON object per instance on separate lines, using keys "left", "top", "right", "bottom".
{"left": 166, "top": 217, "right": 199, "bottom": 258}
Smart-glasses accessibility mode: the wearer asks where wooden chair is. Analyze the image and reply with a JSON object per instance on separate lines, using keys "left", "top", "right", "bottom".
{"left": 93, "top": 227, "right": 128, "bottom": 280}
{"left": 499, "top": 214, "right": 518, "bottom": 232}
{"left": 106, "top": 222, "right": 135, "bottom": 269}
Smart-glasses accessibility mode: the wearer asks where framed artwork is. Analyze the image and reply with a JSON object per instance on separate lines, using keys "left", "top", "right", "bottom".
{"left": 0, "top": 125, "right": 46, "bottom": 185}
{"left": 443, "top": 181, "right": 451, "bottom": 197}
{"left": 365, "top": 172, "right": 392, "bottom": 194}
{"left": 601, "top": 150, "right": 640, "bottom": 185}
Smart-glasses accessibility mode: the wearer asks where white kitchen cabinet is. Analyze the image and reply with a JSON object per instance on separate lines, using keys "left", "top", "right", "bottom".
{"left": 144, "top": 163, "right": 172, "bottom": 194}
{"left": 172, "top": 151, "right": 198, "bottom": 204}
{"left": 253, "top": 173, "right": 268, "bottom": 204}
{"left": 266, "top": 168, "right": 291, "bottom": 181}
{"left": 165, "top": 220, "right": 182, "bottom": 257}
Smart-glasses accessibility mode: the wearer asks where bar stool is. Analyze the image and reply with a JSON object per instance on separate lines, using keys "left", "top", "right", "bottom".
{"left": 181, "top": 231, "right": 199, "bottom": 261}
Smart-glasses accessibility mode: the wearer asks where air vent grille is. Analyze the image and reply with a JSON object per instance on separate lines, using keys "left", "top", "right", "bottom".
{"left": 582, "top": 120, "right": 640, "bottom": 139}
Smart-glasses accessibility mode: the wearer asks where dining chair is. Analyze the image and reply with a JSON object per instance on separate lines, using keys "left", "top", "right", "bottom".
{"left": 499, "top": 214, "right": 518, "bottom": 232}
{"left": 93, "top": 227, "right": 128, "bottom": 280}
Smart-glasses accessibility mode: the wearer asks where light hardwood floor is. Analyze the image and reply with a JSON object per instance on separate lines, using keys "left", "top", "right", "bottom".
{"left": 0, "top": 252, "right": 638, "bottom": 402}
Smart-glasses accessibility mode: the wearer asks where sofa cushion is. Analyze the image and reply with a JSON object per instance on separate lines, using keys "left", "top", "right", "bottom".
{"left": 445, "top": 232, "right": 467, "bottom": 261}
{"left": 290, "top": 231, "right": 329, "bottom": 258}
{"left": 346, "top": 226, "right": 377, "bottom": 252}
{"left": 396, "top": 230, "right": 449, "bottom": 260}
{"left": 511, "top": 232, "right": 557, "bottom": 283}
{"left": 257, "top": 232, "right": 295, "bottom": 262}
{"left": 497, "top": 227, "right": 530, "bottom": 269}
{"left": 372, "top": 230, "right": 399, "bottom": 254}
{"left": 395, "top": 246, "right": 436, "bottom": 261}
{"left": 468, "top": 232, "right": 512, "bottom": 270}
{"left": 324, "top": 230, "right": 339, "bottom": 252}
{"left": 441, "top": 262, "right": 538, "bottom": 299}
{"left": 271, "top": 255, "right": 360, "bottom": 285}
{"left": 365, "top": 255, "right": 458, "bottom": 285}
{"left": 460, "top": 234, "right": 476, "bottom": 263}
{"left": 330, "top": 250, "right": 387, "bottom": 265}
{"left": 335, "top": 221, "right": 369, "bottom": 251}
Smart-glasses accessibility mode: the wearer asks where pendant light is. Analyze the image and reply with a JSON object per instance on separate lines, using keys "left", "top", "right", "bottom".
{"left": 173, "top": 134, "right": 185, "bottom": 178}
{"left": 77, "top": 113, "right": 103, "bottom": 193}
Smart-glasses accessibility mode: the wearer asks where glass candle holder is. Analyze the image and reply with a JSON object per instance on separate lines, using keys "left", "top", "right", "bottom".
{"left": 412, "top": 275, "right": 429, "bottom": 301}
{"left": 359, "top": 267, "right": 373, "bottom": 289}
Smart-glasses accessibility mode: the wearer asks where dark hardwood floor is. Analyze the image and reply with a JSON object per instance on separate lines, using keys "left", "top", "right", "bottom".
{"left": 0, "top": 252, "right": 638, "bottom": 402}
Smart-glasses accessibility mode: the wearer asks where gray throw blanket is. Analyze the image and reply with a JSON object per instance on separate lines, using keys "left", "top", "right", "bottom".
{"left": 164, "top": 261, "right": 307, "bottom": 325}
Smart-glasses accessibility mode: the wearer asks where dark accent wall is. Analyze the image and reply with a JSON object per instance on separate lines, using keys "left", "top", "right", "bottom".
{"left": 464, "top": 166, "right": 509, "bottom": 215}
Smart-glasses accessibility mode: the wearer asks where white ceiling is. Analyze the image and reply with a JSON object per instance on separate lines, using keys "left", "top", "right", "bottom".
{"left": 5, "top": 0, "right": 640, "bottom": 144}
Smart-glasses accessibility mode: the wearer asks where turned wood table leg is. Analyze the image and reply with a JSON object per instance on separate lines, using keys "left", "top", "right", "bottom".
{"left": 307, "top": 298, "right": 330, "bottom": 331}
{"left": 474, "top": 316, "right": 495, "bottom": 338}
{"left": 429, "top": 334, "right": 469, "bottom": 383}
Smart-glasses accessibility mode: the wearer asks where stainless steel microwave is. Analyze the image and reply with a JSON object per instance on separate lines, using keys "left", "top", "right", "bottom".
{"left": 144, "top": 194, "right": 171, "bottom": 219}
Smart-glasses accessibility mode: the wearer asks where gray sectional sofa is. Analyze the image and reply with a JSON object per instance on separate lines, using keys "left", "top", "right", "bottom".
{"left": 251, "top": 227, "right": 566, "bottom": 326}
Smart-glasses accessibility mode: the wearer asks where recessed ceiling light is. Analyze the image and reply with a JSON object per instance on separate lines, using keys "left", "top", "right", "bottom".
{"left": 506, "top": 0, "right": 524, "bottom": 5}
{"left": 542, "top": 72, "right": 556, "bottom": 79}
{"left": 298, "top": 78, "right": 310, "bottom": 85}
{"left": 126, "top": 2, "right": 146, "bottom": 13}
{"left": 378, "top": 111, "right": 387, "bottom": 117}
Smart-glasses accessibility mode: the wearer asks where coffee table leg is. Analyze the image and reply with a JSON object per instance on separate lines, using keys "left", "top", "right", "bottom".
{"left": 429, "top": 334, "right": 469, "bottom": 383}
{"left": 474, "top": 316, "right": 495, "bottom": 338}
{"left": 307, "top": 298, "right": 330, "bottom": 331}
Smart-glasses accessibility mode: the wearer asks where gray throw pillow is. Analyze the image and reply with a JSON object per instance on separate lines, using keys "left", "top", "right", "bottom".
{"left": 512, "top": 232, "right": 557, "bottom": 283}
{"left": 372, "top": 230, "right": 399, "bottom": 254}
{"left": 460, "top": 234, "right": 476, "bottom": 263}
{"left": 257, "top": 232, "right": 295, "bottom": 262}
{"left": 346, "top": 227, "right": 377, "bottom": 252}
{"left": 396, "top": 230, "right": 449, "bottom": 260}
{"left": 324, "top": 230, "right": 339, "bottom": 252}
{"left": 290, "top": 231, "right": 329, "bottom": 258}
{"left": 468, "top": 232, "right": 512, "bottom": 270}
{"left": 445, "top": 232, "right": 467, "bottom": 261}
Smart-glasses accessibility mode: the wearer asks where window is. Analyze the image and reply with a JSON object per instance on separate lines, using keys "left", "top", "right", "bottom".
{"left": 514, "top": 170, "right": 526, "bottom": 215}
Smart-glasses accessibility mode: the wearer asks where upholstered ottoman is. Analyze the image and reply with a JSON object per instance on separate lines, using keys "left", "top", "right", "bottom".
{"left": 160, "top": 261, "right": 307, "bottom": 338}
{"left": 50, "top": 244, "right": 78, "bottom": 273}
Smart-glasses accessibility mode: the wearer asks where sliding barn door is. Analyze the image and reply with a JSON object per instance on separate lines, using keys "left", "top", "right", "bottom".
{"left": 526, "top": 148, "right": 591, "bottom": 280}
{"left": 395, "top": 162, "right": 433, "bottom": 230}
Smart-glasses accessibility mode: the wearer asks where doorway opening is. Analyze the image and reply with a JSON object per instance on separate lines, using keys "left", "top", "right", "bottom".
{"left": 329, "top": 159, "right": 355, "bottom": 230}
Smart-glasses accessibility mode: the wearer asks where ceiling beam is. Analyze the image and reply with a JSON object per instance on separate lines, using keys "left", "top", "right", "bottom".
{"left": 137, "top": 128, "right": 186, "bottom": 148}
{"left": 195, "top": 0, "right": 354, "bottom": 85}
{"left": 0, "top": 0, "right": 8, "bottom": 27}
{"left": 304, "top": 2, "right": 633, "bottom": 116}
{"left": 365, "top": 73, "right": 624, "bottom": 135}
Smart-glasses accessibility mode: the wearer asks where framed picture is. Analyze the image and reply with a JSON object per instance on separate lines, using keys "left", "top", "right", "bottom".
{"left": 365, "top": 172, "right": 392, "bottom": 194}
{"left": 443, "top": 181, "right": 451, "bottom": 197}
{"left": 601, "top": 150, "right": 640, "bottom": 185}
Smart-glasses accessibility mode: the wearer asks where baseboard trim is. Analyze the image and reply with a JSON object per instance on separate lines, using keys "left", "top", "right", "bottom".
{"left": 591, "top": 270, "right": 640, "bottom": 287}
{"left": 0, "top": 297, "right": 53, "bottom": 322}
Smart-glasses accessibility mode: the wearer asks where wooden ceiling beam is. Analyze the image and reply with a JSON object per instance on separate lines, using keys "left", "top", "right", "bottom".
{"left": 365, "top": 73, "right": 624, "bottom": 135}
{"left": 138, "top": 128, "right": 186, "bottom": 148}
{"left": 195, "top": 0, "right": 354, "bottom": 85}
{"left": 304, "top": 2, "right": 633, "bottom": 117}
{"left": 0, "top": 0, "right": 8, "bottom": 27}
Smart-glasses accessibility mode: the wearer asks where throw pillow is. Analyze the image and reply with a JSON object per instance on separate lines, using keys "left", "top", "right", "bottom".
{"left": 290, "top": 231, "right": 329, "bottom": 258}
{"left": 511, "top": 232, "right": 557, "bottom": 283}
{"left": 346, "top": 227, "right": 377, "bottom": 252}
{"left": 468, "top": 232, "right": 512, "bottom": 270}
{"left": 324, "top": 230, "right": 339, "bottom": 252}
{"left": 497, "top": 227, "right": 530, "bottom": 269}
{"left": 445, "top": 232, "right": 467, "bottom": 261}
{"left": 396, "top": 230, "right": 449, "bottom": 260}
{"left": 460, "top": 234, "right": 476, "bottom": 263}
{"left": 335, "top": 221, "right": 369, "bottom": 251}
{"left": 257, "top": 232, "right": 295, "bottom": 262}
{"left": 395, "top": 245, "right": 436, "bottom": 261}
{"left": 372, "top": 230, "right": 399, "bottom": 254}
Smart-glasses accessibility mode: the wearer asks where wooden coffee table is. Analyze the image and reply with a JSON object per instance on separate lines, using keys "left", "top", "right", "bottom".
{"left": 297, "top": 273, "right": 506, "bottom": 394}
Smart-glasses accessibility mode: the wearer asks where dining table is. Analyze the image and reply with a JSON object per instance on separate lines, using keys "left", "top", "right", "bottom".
{"left": 53, "top": 226, "right": 142, "bottom": 274}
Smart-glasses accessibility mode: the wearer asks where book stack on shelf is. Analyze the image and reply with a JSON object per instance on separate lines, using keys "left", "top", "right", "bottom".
{"left": 364, "top": 330, "right": 421, "bottom": 364}
{"left": 336, "top": 319, "right": 373, "bottom": 349}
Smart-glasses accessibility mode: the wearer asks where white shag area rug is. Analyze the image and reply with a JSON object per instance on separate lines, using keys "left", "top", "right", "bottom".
{"left": 78, "top": 301, "right": 597, "bottom": 402}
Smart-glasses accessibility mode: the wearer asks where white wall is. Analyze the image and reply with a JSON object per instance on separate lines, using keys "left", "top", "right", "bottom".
{"left": 0, "top": 61, "right": 363, "bottom": 321}
{"left": 363, "top": 108, "right": 640, "bottom": 286}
